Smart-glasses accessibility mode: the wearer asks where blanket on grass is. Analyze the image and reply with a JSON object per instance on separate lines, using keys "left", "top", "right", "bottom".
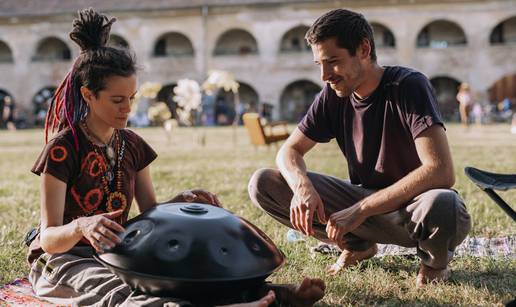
{"left": 310, "top": 235, "right": 516, "bottom": 258}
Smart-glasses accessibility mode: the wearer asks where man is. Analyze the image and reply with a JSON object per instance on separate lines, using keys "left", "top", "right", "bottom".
{"left": 248, "top": 9, "right": 471, "bottom": 288}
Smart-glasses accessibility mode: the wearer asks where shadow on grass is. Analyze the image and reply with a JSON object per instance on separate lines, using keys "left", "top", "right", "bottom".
{"left": 359, "top": 255, "right": 515, "bottom": 298}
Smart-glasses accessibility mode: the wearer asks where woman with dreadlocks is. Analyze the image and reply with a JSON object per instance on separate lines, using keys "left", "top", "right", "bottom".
{"left": 27, "top": 8, "right": 324, "bottom": 307}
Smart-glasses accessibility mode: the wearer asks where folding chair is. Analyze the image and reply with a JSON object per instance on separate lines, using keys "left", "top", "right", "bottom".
{"left": 464, "top": 166, "right": 516, "bottom": 222}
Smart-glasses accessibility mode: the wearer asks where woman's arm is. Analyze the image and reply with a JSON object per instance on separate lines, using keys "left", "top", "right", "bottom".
{"left": 134, "top": 165, "right": 158, "bottom": 213}
{"left": 39, "top": 173, "right": 124, "bottom": 254}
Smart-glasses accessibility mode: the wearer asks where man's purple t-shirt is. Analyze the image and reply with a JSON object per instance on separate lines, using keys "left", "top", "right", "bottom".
{"left": 299, "top": 66, "right": 444, "bottom": 189}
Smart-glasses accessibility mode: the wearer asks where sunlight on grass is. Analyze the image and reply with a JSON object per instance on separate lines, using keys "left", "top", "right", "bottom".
{"left": 0, "top": 124, "right": 515, "bottom": 305}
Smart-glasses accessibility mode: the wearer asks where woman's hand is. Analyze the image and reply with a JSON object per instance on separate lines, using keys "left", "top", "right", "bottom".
{"left": 173, "top": 189, "right": 222, "bottom": 207}
{"left": 75, "top": 209, "right": 125, "bottom": 253}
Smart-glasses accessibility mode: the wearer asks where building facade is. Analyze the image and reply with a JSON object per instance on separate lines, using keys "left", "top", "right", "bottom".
{"left": 0, "top": 0, "right": 515, "bottom": 125}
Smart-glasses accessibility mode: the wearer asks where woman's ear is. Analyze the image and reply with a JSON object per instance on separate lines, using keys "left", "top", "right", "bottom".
{"left": 80, "top": 86, "right": 94, "bottom": 105}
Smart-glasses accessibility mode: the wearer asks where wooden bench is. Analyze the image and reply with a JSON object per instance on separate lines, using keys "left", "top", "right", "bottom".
{"left": 242, "top": 113, "right": 289, "bottom": 148}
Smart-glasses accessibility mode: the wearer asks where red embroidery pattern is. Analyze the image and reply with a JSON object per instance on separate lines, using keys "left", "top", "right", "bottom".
{"left": 88, "top": 154, "right": 107, "bottom": 177}
{"left": 71, "top": 186, "right": 103, "bottom": 214}
{"left": 50, "top": 146, "right": 68, "bottom": 162}
{"left": 81, "top": 151, "right": 97, "bottom": 172}
{"left": 84, "top": 188, "right": 102, "bottom": 212}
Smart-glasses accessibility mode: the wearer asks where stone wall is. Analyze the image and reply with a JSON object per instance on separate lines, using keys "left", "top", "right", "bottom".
{"left": 0, "top": 0, "right": 515, "bottom": 123}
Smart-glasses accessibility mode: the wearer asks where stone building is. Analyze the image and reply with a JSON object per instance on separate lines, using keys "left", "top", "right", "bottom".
{"left": 0, "top": 0, "right": 515, "bottom": 126}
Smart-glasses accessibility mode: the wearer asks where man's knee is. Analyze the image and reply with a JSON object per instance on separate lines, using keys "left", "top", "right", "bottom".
{"left": 419, "top": 189, "right": 471, "bottom": 238}
{"left": 247, "top": 168, "right": 280, "bottom": 208}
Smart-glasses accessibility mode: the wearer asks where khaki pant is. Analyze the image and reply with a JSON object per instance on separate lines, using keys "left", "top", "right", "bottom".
{"left": 248, "top": 168, "right": 471, "bottom": 269}
{"left": 29, "top": 246, "right": 193, "bottom": 306}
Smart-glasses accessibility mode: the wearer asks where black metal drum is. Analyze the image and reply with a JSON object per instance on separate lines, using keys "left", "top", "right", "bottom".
{"left": 94, "top": 203, "right": 285, "bottom": 302}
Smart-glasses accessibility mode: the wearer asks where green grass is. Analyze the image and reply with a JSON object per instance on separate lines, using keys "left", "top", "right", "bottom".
{"left": 0, "top": 124, "right": 515, "bottom": 306}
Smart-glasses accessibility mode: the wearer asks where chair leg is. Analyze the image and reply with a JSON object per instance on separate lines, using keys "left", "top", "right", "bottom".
{"left": 484, "top": 189, "right": 516, "bottom": 222}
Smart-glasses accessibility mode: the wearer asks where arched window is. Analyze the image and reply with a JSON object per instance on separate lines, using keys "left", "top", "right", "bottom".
{"left": 213, "top": 29, "right": 258, "bottom": 56}
{"left": 280, "top": 80, "right": 322, "bottom": 122}
{"left": 417, "top": 20, "right": 467, "bottom": 48}
{"left": 0, "top": 41, "right": 13, "bottom": 63}
{"left": 280, "top": 26, "right": 310, "bottom": 53}
{"left": 430, "top": 76, "right": 461, "bottom": 121}
{"left": 32, "top": 86, "right": 56, "bottom": 126}
{"left": 108, "top": 34, "right": 130, "bottom": 49}
{"left": 488, "top": 74, "right": 516, "bottom": 109}
{"left": 0, "top": 89, "right": 13, "bottom": 127}
{"left": 153, "top": 32, "right": 194, "bottom": 57}
{"left": 371, "top": 23, "right": 395, "bottom": 48}
{"left": 32, "top": 37, "right": 71, "bottom": 61}
{"left": 215, "top": 82, "right": 259, "bottom": 125}
{"left": 490, "top": 16, "right": 516, "bottom": 45}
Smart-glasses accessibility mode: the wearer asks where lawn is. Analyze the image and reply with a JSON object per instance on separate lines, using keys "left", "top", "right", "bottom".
{"left": 0, "top": 123, "right": 515, "bottom": 306}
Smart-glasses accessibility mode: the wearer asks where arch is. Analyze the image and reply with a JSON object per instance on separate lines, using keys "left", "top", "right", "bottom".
{"left": 214, "top": 81, "right": 259, "bottom": 125}
{"left": 32, "top": 86, "right": 56, "bottom": 126}
{"left": 0, "top": 40, "right": 13, "bottom": 63}
{"left": 213, "top": 29, "right": 258, "bottom": 56}
{"left": 108, "top": 34, "right": 130, "bottom": 49}
{"left": 371, "top": 22, "right": 396, "bottom": 48}
{"left": 153, "top": 32, "right": 194, "bottom": 57}
{"left": 429, "top": 76, "right": 461, "bottom": 121}
{"left": 32, "top": 37, "right": 71, "bottom": 61}
{"left": 280, "top": 80, "right": 322, "bottom": 122}
{"left": 490, "top": 16, "right": 516, "bottom": 45}
{"left": 416, "top": 20, "right": 467, "bottom": 48}
{"left": 0, "top": 89, "right": 13, "bottom": 127}
{"left": 156, "top": 83, "right": 178, "bottom": 118}
{"left": 280, "top": 25, "right": 310, "bottom": 53}
{"left": 488, "top": 74, "right": 516, "bottom": 106}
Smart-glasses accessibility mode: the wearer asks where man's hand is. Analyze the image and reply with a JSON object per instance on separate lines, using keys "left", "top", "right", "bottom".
{"left": 290, "top": 181, "right": 326, "bottom": 236}
{"left": 173, "top": 189, "right": 222, "bottom": 207}
{"left": 326, "top": 204, "right": 367, "bottom": 245}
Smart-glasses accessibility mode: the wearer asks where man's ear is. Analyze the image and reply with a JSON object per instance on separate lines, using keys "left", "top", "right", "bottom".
{"left": 80, "top": 86, "right": 94, "bottom": 105}
{"left": 358, "top": 39, "right": 372, "bottom": 61}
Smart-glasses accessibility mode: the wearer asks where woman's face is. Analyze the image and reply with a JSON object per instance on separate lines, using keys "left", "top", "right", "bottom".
{"left": 82, "top": 74, "right": 137, "bottom": 129}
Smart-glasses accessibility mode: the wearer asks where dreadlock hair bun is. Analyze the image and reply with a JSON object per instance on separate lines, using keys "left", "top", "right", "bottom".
{"left": 70, "top": 8, "right": 115, "bottom": 52}
{"left": 45, "top": 8, "right": 136, "bottom": 149}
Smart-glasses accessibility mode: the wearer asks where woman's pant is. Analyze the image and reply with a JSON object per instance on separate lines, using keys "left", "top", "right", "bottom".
{"left": 29, "top": 246, "right": 193, "bottom": 307}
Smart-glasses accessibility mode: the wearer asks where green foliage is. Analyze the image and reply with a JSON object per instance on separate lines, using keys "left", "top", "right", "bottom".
{"left": 0, "top": 124, "right": 514, "bottom": 305}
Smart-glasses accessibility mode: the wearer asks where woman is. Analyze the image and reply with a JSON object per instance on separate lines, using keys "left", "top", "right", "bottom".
{"left": 28, "top": 8, "right": 324, "bottom": 306}
{"left": 456, "top": 82, "right": 472, "bottom": 127}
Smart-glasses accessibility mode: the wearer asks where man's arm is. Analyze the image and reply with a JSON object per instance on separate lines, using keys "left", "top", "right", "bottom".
{"left": 276, "top": 127, "right": 327, "bottom": 236}
{"left": 326, "top": 124, "right": 455, "bottom": 242}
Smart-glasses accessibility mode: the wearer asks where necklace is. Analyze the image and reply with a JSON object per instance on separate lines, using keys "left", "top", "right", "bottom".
{"left": 80, "top": 121, "right": 127, "bottom": 213}
{"left": 81, "top": 122, "right": 117, "bottom": 182}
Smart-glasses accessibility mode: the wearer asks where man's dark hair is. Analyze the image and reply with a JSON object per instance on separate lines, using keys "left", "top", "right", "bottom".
{"left": 305, "top": 9, "right": 377, "bottom": 61}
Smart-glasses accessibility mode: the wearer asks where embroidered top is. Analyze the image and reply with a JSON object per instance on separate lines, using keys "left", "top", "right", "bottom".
{"left": 27, "top": 124, "right": 157, "bottom": 264}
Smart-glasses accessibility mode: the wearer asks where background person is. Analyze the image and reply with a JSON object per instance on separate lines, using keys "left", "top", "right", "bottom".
{"left": 456, "top": 82, "right": 473, "bottom": 126}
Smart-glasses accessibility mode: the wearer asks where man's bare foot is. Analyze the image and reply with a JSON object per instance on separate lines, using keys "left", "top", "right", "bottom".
{"left": 266, "top": 277, "right": 325, "bottom": 307}
{"left": 221, "top": 290, "right": 275, "bottom": 307}
{"left": 416, "top": 264, "right": 451, "bottom": 288}
{"left": 326, "top": 244, "right": 378, "bottom": 275}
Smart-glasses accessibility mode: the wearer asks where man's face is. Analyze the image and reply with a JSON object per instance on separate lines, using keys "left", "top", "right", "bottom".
{"left": 311, "top": 37, "right": 364, "bottom": 98}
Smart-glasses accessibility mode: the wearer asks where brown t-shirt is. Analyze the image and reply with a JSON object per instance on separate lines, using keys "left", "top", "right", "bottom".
{"left": 28, "top": 125, "right": 157, "bottom": 264}
{"left": 299, "top": 66, "right": 444, "bottom": 189}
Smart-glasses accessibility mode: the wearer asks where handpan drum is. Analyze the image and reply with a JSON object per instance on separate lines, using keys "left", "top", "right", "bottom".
{"left": 94, "top": 203, "right": 285, "bottom": 301}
